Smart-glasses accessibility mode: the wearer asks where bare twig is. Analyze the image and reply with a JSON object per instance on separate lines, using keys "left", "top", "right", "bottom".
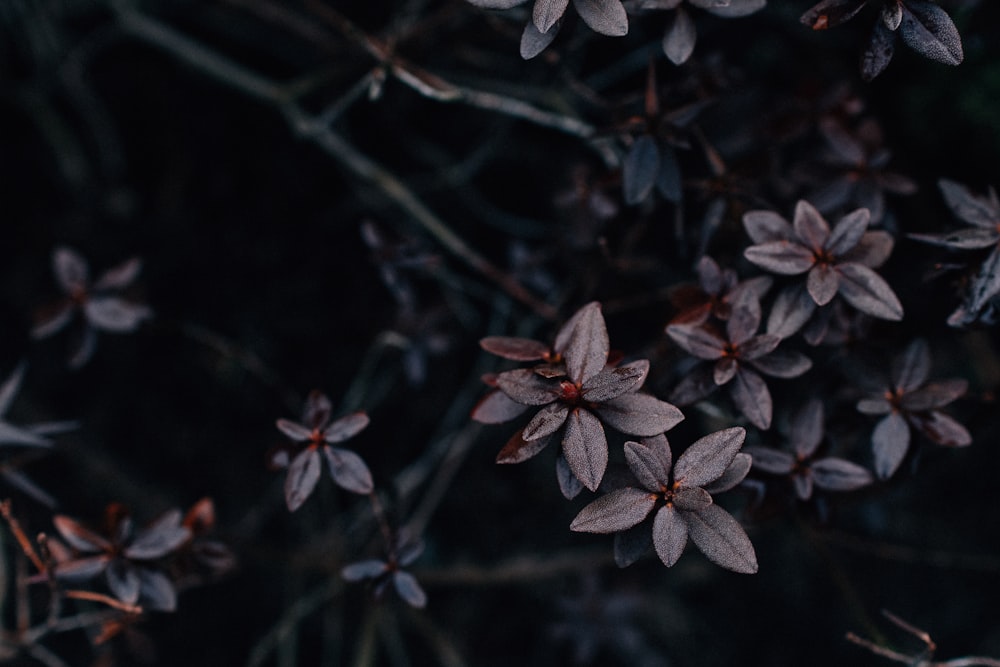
{"left": 113, "top": 6, "right": 557, "bottom": 321}
{"left": 848, "top": 610, "right": 1000, "bottom": 667}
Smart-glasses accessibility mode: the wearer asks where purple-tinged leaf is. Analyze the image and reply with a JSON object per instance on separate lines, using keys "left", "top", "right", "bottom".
{"left": 704, "top": 453, "right": 752, "bottom": 494}
{"left": 656, "top": 145, "right": 683, "bottom": 201}
{"left": 125, "top": 510, "right": 190, "bottom": 560}
{"left": 520, "top": 19, "right": 559, "bottom": 59}
{"left": 696, "top": 256, "right": 724, "bottom": 295}
{"left": 285, "top": 447, "right": 322, "bottom": 511}
{"left": 881, "top": 1, "right": 902, "bottom": 30}
{"left": 106, "top": 561, "right": 141, "bottom": 605}
{"left": 30, "top": 304, "right": 74, "bottom": 340}
{"left": 623, "top": 135, "right": 661, "bottom": 205}
{"left": 819, "top": 117, "right": 866, "bottom": 166}
{"left": 570, "top": 487, "right": 657, "bottom": 533}
{"left": 394, "top": 571, "right": 428, "bottom": 608}
{"left": 766, "top": 284, "right": 817, "bottom": 339}
{"left": 675, "top": 427, "right": 746, "bottom": 488}
{"left": 743, "top": 446, "right": 794, "bottom": 474}
{"left": 138, "top": 568, "right": 178, "bottom": 612}
{"left": 727, "top": 304, "right": 762, "bottom": 347}
{"left": 743, "top": 241, "right": 816, "bottom": 275}
{"left": 652, "top": 504, "right": 687, "bottom": 567}
{"left": 471, "top": 389, "right": 529, "bottom": 424}
{"left": 614, "top": 523, "right": 652, "bottom": 568}
{"left": 829, "top": 209, "right": 872, "bottom": 249}
{"left": 0, "top": 422, "right": 51, "bottom": 447}
{"left": 793, "top": 473, "right": 813, "bottom": 500}
{"left": 596, "top": 392, "right": 685, "bottom": 436}
{"left": 84, "top": 297, "right": 151, "bottom": 332}
{"left": 69, "top": 325, "right": 97, "bottom": 368}
{"left": 53, "top": 515, "right": 112, "bottom": 552}
{"left": 669, "top": 364, "right": 718, "bottom": 405}
{"left": 325, "top": 412, "right": 370, "bottom": 443}
{"left": 793, "top": 200, "right": 830, "bottom": 252}
{"left": 861, "top": 19, "right": 896, "bottom": 81}
{"left": 800, "top": 0, "right": 867, "bottom": 30}
{"left": 1, "top": 469, "right": 56, "bottom": 507}
{"left": 53, "top": 246, "right": 89, "bottom": 293}
{"left": 94, "top": 258, "right": 142, "bottom": 291}
{"left": 277, "top": 419, "right": 312, "bottom": 442}
{"left": 666, "top": 324, "right": 726, "bottom": 360}
{"left": 624, "top": 438, "right": 672, "bottom": 492}
{"left": 556, "top": 454, "right": 584, "bottom": 499}
{"left": 573, "top": 0, "right": 628, "bottom": 36}
{"left": 562, "top": 408, "right": 608, "bottom": 491}
{"left": 685, "top": 504, "right": 757, "bottom": 574}
{"left": 523, "top": 403, "right": 570, "bottom": 441}
{"left": 900, "top": 378, "right": 967, "bottom": 412}
{"left": 913, "top": 411, "right": 971, "bottom": 447}
{"left": 857, "top": 397, "right": 892, "bottom": 415}
{"left": 479, "top": 336, "right": 550, "bottom": 361}
{"left": 790, "top": 398, "right": 824, "bottom": 458}
{"left": 808, "top": 265, "right": 840, "bottom": 306}
{"left": 743, "top": 210, "right": 792, "bottom": 244}
{"left": 899, "top": 0, "right": 963, "bottom": 66}
{"left": 54, "top": 554, "right": 111, "bottom": 580}
{"left": 325, "top": 447, "right": 374, "bottom": 494}
{"left": 673, "top": 486, "right": 712, "bottom": 511}
{"left": 397, "top": 539, "right": 424, "bottom": 567}
{"left": 662, "top": 6, "right": 696, "bottom": 64}
{"left": 836, "top": 263, "right": 903, "bottom": 320}
{"left": 497, "top": 430, "right": 551, "bottom": 464}
{"left": 555, "top": 302, "right": 609, "bottom": 385}
{"left": 908, "top": 228, "right": 999, "bottom": 250}
{"left": 533, "top": 0, "right": 569, "bottom": 33}
{"left": 811, "top": 458, "right": 873, "bottom": 491}
{"left": 714, "top": 358, "right": 738, "bottom": 386}
{"left": 581, "top": 360, "right": 649, "bottom": 402}
{"left": 842, "top": 231, "right": 894, "bottom": 268}
{"left": 729, "top": 367, "right": 773, "bottom": 430}
{"left": 938, "top": 179, "right": 1000, "bottom": 228}
{"left": 737, "top": 335, "right": 781, "bottom": 362}
{"left": 0, "top": 363, "right": 26, "bottom": 416}
{"left": 496, "top": 368, "right": 560, "bottom": 406}
{"left": 872, "top": 412, "right": 910, "bottom": 479}
{"left": 342, "top": 559, "right": 389, "bottom": 581}
{"left": 963, "top": 245, "right": 1000, "bottom": 317}
{"left": 303, "top": 391, "right": 332, "bottom": 429}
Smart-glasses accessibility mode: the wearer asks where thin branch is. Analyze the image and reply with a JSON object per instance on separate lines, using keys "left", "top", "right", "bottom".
{"left": 113, "top": 6, "right": 557, "bottom": 321}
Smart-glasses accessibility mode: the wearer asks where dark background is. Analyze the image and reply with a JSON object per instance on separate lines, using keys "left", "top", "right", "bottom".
{"left": 1, "top": 1, "right": 999, "bottom": 665}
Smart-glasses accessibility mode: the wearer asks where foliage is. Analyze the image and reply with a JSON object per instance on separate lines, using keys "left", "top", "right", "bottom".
{"left": 0, "top": 0, "right": 998, "bottom": 665}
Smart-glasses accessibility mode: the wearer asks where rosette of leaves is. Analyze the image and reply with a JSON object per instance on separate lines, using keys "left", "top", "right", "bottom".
{"left": 743, "top": 200, "right": 902, "bottom": 340}
{"left": 615, "top": 62, "right": 701, "bottom": 205}
{"left": 800, "top": 0, "right": 963, "bottom": 81}
{"left": 472, "top": 301, "right": 684, "bottom": 495}
{"left": 570, "top": 428, "right": 757, "bottom": 573}
{"left": 52, "top": 504, "right": 191, "bottom": 612}
{"left": 667, "top": 304, "right": 812, "bottom": 430}
{"left": 909, "top": 179, "right": 1000, "bottom": 327}
{"left": 856, "top": 339, "right": 970, "bottom": 479}
{"left": 341, "top": 535, "right": 427, "bottom": 608}
{"left": 744, "top": 398, "right": 873, "bottom": 500}
{"left": 0, "top": 362, "right": 77, "bottom": 507}
{"left": 31, "top": 246, "right": 151, "bottom": 369}
{"left": 273, "top": 391, "right": 373, "bottom": 511}
{"left": 668, "top": 256, "right": 772, "bottom": 325}
{"left": 465, "top": 0, "right": 628, "bottom": 60}
{"left": 805, "top": 117, "right": 917, "bottom": 223}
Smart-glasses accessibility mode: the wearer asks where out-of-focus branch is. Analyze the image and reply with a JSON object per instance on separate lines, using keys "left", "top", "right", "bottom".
{"left": 113, "top": 5, "right": 557, "bottom": 321}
